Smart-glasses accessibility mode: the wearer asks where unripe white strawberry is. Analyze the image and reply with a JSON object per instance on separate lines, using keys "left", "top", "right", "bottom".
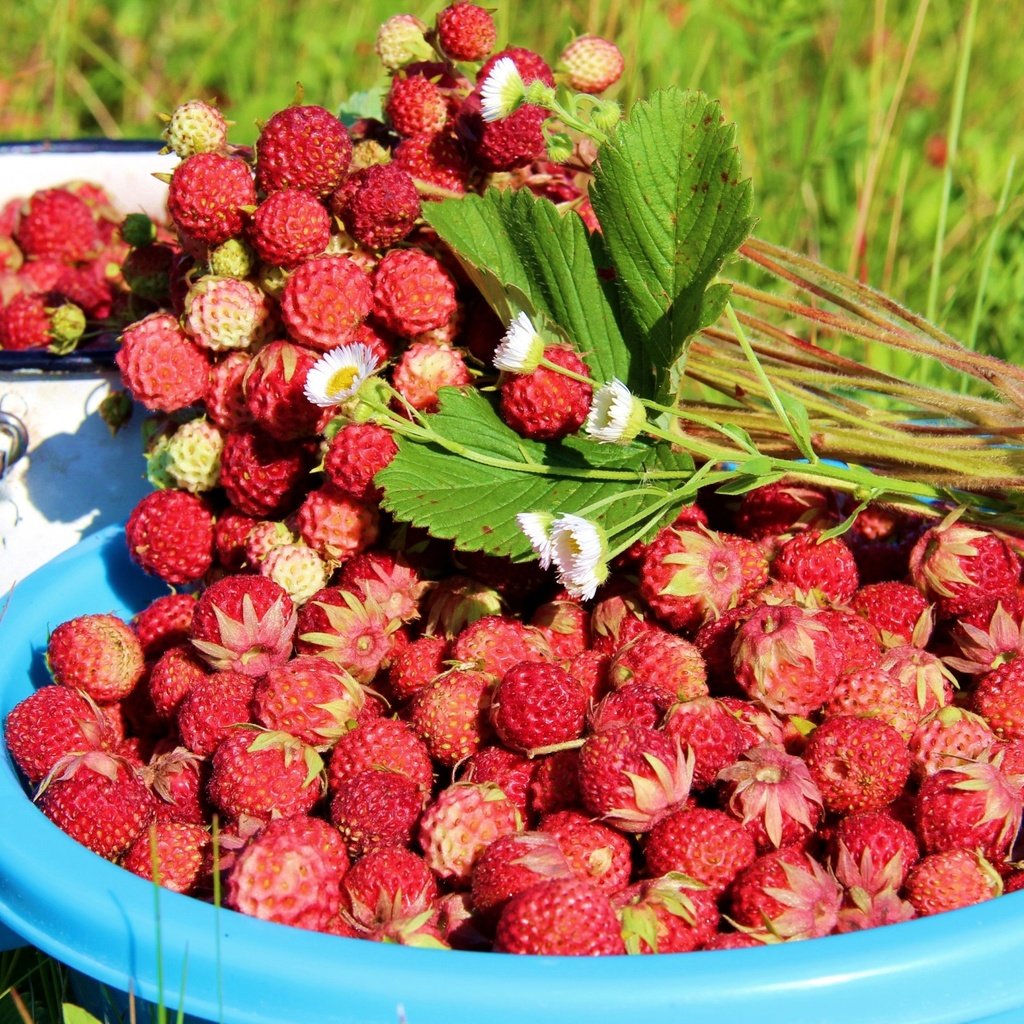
{"left": 161, "top": 99, "right": 229, "bottom": 158}
{"left": 375, "top": 14, "right": 433, "bottom": 70}
{"left": 260, "top": 543, "right": 331, "bottom": 605}
{"left": 183, "top": 275, "right": 275, "bottom": 352}
{"left": 165, "top": 418, "right": 224, "bottom": 493}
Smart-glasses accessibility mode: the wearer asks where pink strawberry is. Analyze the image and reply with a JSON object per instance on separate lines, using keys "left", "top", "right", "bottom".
{"left": 280, "top": 255, "right": 373, "bottom": 351}
{"left": 905, "top": 848, "right": 1002, "bottom": 916}
{"left": 458, "top": 745, "right": 534, "bottom": 820}
{"left": 407, "top": 667, "right": 495, "bottom": 766}
{"left": 116, "top": 312, "right": 211, "bottom": 413}
{"left": 451, "top": 614, "right": 552, "bottom": 678}
{"left": 47, "top": 613, "right": 145, "bottom": 704}
{"left": 390, "top": 340, "right": 472, "bottom": 412}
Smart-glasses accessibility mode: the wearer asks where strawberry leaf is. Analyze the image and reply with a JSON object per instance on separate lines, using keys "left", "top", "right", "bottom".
{"left": 377, "top": 387, "right": 695, "bottom": 560}
{"left": 589, "top": 89, "right": 754, "bottom": 403}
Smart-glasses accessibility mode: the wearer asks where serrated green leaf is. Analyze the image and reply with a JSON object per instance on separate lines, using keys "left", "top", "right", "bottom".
{"left": 589, "top": 89, "right": 754, "bottom": 402}
{"left": 377, "top": 388, "right": 694, "bottom": 560}
{"left": 423, "top": 189, "right": 630, "bottom": 384}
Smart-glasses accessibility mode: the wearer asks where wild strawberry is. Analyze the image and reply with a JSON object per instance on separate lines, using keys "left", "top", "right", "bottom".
{"left": 176, "top": 670, "right": 256, "bottom": 757}
{"left": 375, "top": 14, "right": 432, "bottom": 71}
{"left": 339, "top": 846, "right": 439, "bottom": 936}
{"left": 643, "top": 806, "right": 757, "bottom": 894}
{"left": 662, "top": 695, "right": 750, "bottom": 790}
{"left": 639, "top": 526, "right": 767, "bottom": 634}
{"left": 528, "top": 749, "right": 582, "bottom": 818}
{"left": 321, "top": 422, "right": 397, "bottom": 503}
{"left": 227, "top": 814, "right": 348, "bottom": 930}
{"left": 123, "top": 489, "right": 214, "bottom": 586}
{"left": 331, "top": 162, "right": 421, "bottom": 250}
{"left": 498, "top": 344, "right": 592, "bottom": 442}
{"left": 616, "top": 873, "right": 719, "bottom": 953}
{"left": 183, "top": 275, "right": 275, "bottom": 352}
{"left": 577, "top": 723, "right": 692, "bottom": 833}
{"left": 371, "top": 248, "right": 458, "bottom": 338}
{"left": 590, "top": 682, "right": 671, "bottom": 734}
{"left": 908, "top": 513, "right": 1021, "bottom": 617}
{"left": 386, "top": 74, "right": 449, "bottom": 137}
{"left": 770, "top": 529, "right": 859, "bottom": 603}
{"left": 0, "top": 292, "right": 85, "bottom": 351}
{"left": 160, "top": 98, "right": 229, "bottom": 158}
{"left": 458, "top": 745, "right": 534, "bottom": 819}
{"left": 240, "top": 339, "right": 320, "bottom": 441}
{"left": 116, "top": 312, "right": 211, "bottom": 413}
{"left": 822, "top": 665, "right": 923, "bottom": 740}
{"left": 908, "top": 705, "right": 997, "bottom": 777}
{"left": 142, "top": 744, "right": 208, "bottom": 825}
{"left": 972, "top": 660, "right": 1024, "bottom": 741}
{"left": 717, "top": 743, "right": 824, "bottom": 851}
{"left": 436, "top": 2, "right": 496, "bottom": 61}
{"left": 247, "top": 187, "right": 331, "bottom": 268}
{"left": 559, "top": 35, "right": 625, "bottom": 94}
{"left": 407, "top": 667, "right": 495, "bottom": 766}
{"left": 851, "top": 580, "right": 932, "bottom": 647}
{"left": 167, "top": 153, "right": 256, "bottom": 246}
{"left": 47, "top": 613, "right": 145, "bottom": 704}
{"left": 388, "top": 634, "right": 450, "bottom": 701}
{"left": 259, "top": 543, "right": 328, "bottom": 605}
{"left": 252, "top": 654, "right": 365, "bottom": 746}
{"left": 390, "top": 340, "right": 472, "bottom": 412}
{"left": 489, "top": 660, "right": 587, "bottom": 755}
{"left": 451, "top": 614, "right": 552, "bottom": 678}
{"left": 608, "top": 629, "right": 708, "bottom": 703}
{"left": 219, "top": 428, "right": 314, "bottom": 518}
{"left": 394, "top": 132, "right": 472, "bottom": 196}
{"left": 327, "top": 716, "right": 434, "bottom": 794}
{"left": 329, "top": 767, "right": 426, "bottom": 858}
{"left": 205, "top": 352, "right": 256, "bottom": 432}
{"left": 146, "top": 644, "right": 208, "bottom": 721}
{"left": 37, "top": 750, "right": 158, "bottom": 860}
{"left": 255, "top": 104, "right": 353, "bottom": 197}
{"left": 418, "top": 781, "right": 522, "bottom": 885}
{"left": 734, "top": 482, "right": 837, "bottom": 539}
{"left": 803, "top": 715, "right": 912, "bottom": 815}
{"left": 163, "top": 418, "right": 224, "bottom": 494}
{"left": 206, "top": 729, "right": 324, "bottom": 823}
{"left": 493, "top": 878, "right": 624, "bottom": 955}
{"left": 15, "top": 187, "right": 100, "bottom": 261}
{"left": 189, "top": 574, "right": 297, "bottom": 676}
{"left": 905, "top": 848, "right": 1002, "bottom": 916}
{"left": 731, "top": 602, "right": 842, "bottom": 716}
{"left": 830, "top": 808, "right": 920, "bottom": 889}
{"left": 293, "top": 484, "right": 380, "bottom": 565}
{"left": 728, "top": 847, "right": 842, "bottom": 940}
{"left": 880, "top": 643, "right": 956, "bottom": 713}
{"left": 121, "top": 820, "right": 211, "bottom": 894}
{"left": 4, "top": 686, "right": 116, "bottom": 785}
{"left": 915, "top": 759, "right": 1023, "bottom": 866}
{"left": 279, "top": 254, "right": 374, "bottom": 351}
{"left": 458, "top": 90, "right": 547, "bottom": 174}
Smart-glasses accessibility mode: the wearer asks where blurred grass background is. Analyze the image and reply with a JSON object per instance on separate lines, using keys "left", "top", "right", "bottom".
{"left": 3, "top": 0, "right": 1023, "bottom": 366}
{"left": 1, "top": 0, "right": 1023, "bottom": 1016}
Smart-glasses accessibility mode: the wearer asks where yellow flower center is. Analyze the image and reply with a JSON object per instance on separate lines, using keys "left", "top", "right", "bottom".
{"left": 326, "top": 365, "right": 359, "bottom": 397}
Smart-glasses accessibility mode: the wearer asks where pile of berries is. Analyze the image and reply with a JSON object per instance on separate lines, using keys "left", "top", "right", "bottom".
{"left": 0, "top": 179, "right": 160, "bottom": 353}
{"left": 7, "top": 4, "right": 1024, "bottom": 958}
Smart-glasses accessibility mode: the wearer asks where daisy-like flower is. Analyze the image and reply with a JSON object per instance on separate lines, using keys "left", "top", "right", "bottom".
{"left": 303, "top": 343, "right": 381, "bottom": 408}
{"left": 516, "top": 511, "right": 556, "bottom": 568}
{"left": 549, "top": 514, "right": 609, "bottom": 601}
{"left": 584, "top": 378, "right": 647, "bottom": 444}
{"left": 493, "top": 311, "right": 546, "bottom": 373}
{"left": 479, "top": 56, "right": 527, "bottom": 122}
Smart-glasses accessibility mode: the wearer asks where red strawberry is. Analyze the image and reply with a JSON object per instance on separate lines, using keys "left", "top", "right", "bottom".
{"left": 146, "top": 645, "right": 209, "bottom": 721}
{"left": 908, "top": 705, "right": 997, "bottom": 778}
{"left": 242, "top": 339, "right": 321, "bottom": 441}
{"left": 167, "top": 153, "right": 256, "bottom": 245}
{"left": 116, "top": 312, "right": 211, "bottom": 413}
{"left": 336, "top": 549, "right": 425, "bottom": 625}
{"left": 339, "top": 846, "right": 439, "bottom": 937}
{"left": 293, "top": 484, "right": 380, "bottom": 564}
{"left": 0, "top": 293, "right": 85, "bottom": 351}
{"left": 371, "top": 248, "right": 457, "bottom": 338}
{"left": 822, "top": 665, "right": 923, "bottom": 740}
{"left": 498, "top": 344, "right": 592, "bottom": 442}
{"left": 37, "top": 750, "right": 158, "bottom": 860}
{"left": 803, "top": 715, "right": 912, "bottom": 815}
{"left": 280, "top": 255, "right": 373, "bottom": 351}
{"left": 451, "top": 614, "right": 552, "bottom": 678}
{"left": 124, "top": 489, "right": 214, "bottom": 586}
{"left": 394, "top": 132, "right": 472, "bottom": 194}
{"left": 15, "top": 187, "right": 100, "bottom": 261}
{"left": 734, "top": 482, "right": 837, "bottom": 540}
{"left": 418, "top": 781, "right": 522, "bottom": 885}
{"left": 608, "top": 628, "right": 708, "bottom": 703}
{"left": 830, "top": 808, "right": 920, "bottom": 888}
{"left": 388, "top": 633, "right": 450, "bottom": 701}
{"left": 4, "top": 685, "right": 116, "bottom": 785}
{"left": 458, "top": 745, "right": 534, "bottom": 820}
{"left": 616, "top": 873, "right": 719, "bottom": 953}
{"left": 227, "top": 814, "right": 348, "bottom": 930}
{"left": 47, "top": 613, "right": 145, "bottom": 704}
{"left": 643, "top": 806, "right": 757, "bottom": 894}
{"left": 408, "top": 667, "right": 495, "bottom": 766}
{"left": 577, "top": 722, "right": 692, "bottom": 833}
{"left": 332, "top": 163, "right": 422, "bottom": 250}
{"left": 386, "top": 74, "right": 449, "bottom": 137}
{"left": 589, "top": 681, "right": 671, "bottom": 733}
{"left": 206, "top": 729, "right": 324, "bottom": 823}
{"left": 436, "top": 2, "right": 496, "bottom": 61}
{"left": 206, "top": 352, "right": 256, "bottom": 432}
{"left": 527, "top": 748, "right": 582, "bottom": 818}
{"left": 176, "top": 670, "right": 257, "bottom": 757}
{"left": 490, "top": 660, "right": 587, "bottom": 755}
{"left": 132, "top": 592, "right": 198, "bottom": 659}
{"left": 189, "top": 574, "right": 297, "bottom": 676}
{"left": 329, "top": 767, "right": 426, "bottom": 858}
{"left": 142, "top": 744, "right": 207, "bottom": 824}
{"left": 255, "top": 105, "right": 352, "bottom": 197}
{"left": 219, "top": 428, "right": 314, "bottom": 519}
{"left": 493, "top": 878, "right": 624, "bottom": 955}
{"left": 390, "top": 340, "right": 472, "bottom": 412}
{"left": 121, "top": 820, "right": 211, "bottom": 894}
{"left": 538, "top": 808, "right": 634, "bottom": 893}
{"left": 327, "top": 716, "right": 434, "bottom": 794}
{"left": 904, "top": 848, "right": 1002, "bottom": 916}
{"left": 662, "top": 696, "right": 750, "bottom": 790}
{"left": 851, "top": 581, "right": 932, "bottom": 647}
{"left": 247, "top": 188, "right": 330, "bottom": 268}
{"left": 769, "top": 529, "right": 859, "bottom": 602}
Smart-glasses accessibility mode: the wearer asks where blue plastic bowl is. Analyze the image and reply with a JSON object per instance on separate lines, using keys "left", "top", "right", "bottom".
{"left": 2, "top": 525, "right": 1024, "bottom": 1024}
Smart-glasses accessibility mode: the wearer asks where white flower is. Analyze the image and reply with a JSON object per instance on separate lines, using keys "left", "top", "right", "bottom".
{"left": 493, "top": 311, "right": 545, "bottom": 373}
{"left": 584, "top": 378, "right": 647, "bottom": 444}
{"left": 303, "top": 343, "right": 381, "bottom": 407}
{"left": 516, "top": 511, "right": 556, "bottom": 569}
{"left": 549, "top": 514, "right": 609, "bottom": 601}
{"left": 479, "top": 56, "right": 527, "bottom": 122}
